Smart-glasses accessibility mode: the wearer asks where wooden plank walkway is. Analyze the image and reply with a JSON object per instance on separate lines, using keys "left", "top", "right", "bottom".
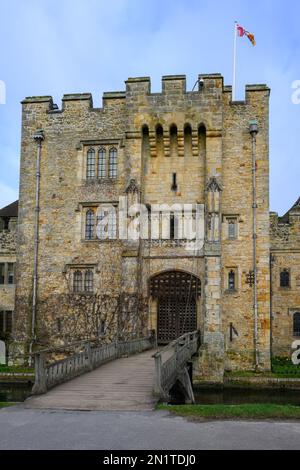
{"left": 24, "top": 350, "right": 157, "bottom": 412}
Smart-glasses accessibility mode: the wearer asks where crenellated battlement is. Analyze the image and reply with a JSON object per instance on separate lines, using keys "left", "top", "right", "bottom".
{"left": 21, "top": 74, "right": 270, "bottom": 115}
{"left": 270, "top": 200, "right": 300, "bottom": 249}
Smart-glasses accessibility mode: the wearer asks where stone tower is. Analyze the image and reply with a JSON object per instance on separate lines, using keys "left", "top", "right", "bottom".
{"left": 13, "top": 74, "right": 271, "bottom": 381}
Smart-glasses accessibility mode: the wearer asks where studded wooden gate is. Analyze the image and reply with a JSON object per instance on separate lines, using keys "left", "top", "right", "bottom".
{"left": 150, "top": 271, "right": 201, "bottom": 344}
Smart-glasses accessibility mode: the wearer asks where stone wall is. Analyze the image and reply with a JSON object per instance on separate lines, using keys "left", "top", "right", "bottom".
{"left": 0, "top": 229, "right": 16, "bottom": 254}
{"left": 270, "top": 204, "right": 300, "bottom": 357}
{"left": 0, "top": 228, "right": 16, "bottom": 312}
{"left": 14, "top": 74, "right": 271, "bottom": 378}
{"left": 0, "top": 226, "right": 17, "bottom": 363}
{"left": 221, "top": 86, "right": 271, "bottom": 371}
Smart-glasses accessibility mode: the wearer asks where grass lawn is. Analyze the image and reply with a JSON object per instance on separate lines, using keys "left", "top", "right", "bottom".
{"left": 0, "top": 402, "right": 14, "bottom": 409}
{"left": 0, "top": 365, "right": 34, "bottom": 374}
{"left": 157, "top": 403, "right": 300, "bottom": 420}
{"left": 224, "top": 359, "right": 300, "bottom": 379}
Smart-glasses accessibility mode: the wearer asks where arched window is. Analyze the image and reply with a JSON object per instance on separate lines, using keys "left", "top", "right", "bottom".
{"left": 293, "top": 313, "right": 300, "bottom": 337}
{"left": 228, "top": 219, "right": 238, "bottom": 240}
{"left": 73, "top": 271, "right": 83, "bottom": 293}
{"left": 142, "top": 125, "right": 150, "bottom": 165}
{"left": 109, "top": 148, "right": 118, "bottom": 179}
{"left": 86, "top": 149, "right": 95, "bottom": 179}
{"left": 280, "top": 269, "right": 290, "bottom": 288}
{"left": 84, "top": 270, "right": 94, "bottom": 293}
{"left": 170, "top": 213, "right": 182, "bottom": 240}
{"left": 98, "top": 148, "right": 106, "bottom": 179}
{"left": 142, "top": 125, "right": 149, "bottom": 134}
{"left": 198, "top": 125, "right": 206, "bottom": 159}
{"left": 85, "top": 210, "right": 95, "bottom": 240}
{"left": 156, "top": 124, "right": 164, "bottom": 157}
{"left": 228, "top": 270, "right": 236, "bottom": 291}
{"left": 170, "top": 124, "right": 178, "bottom": 157}
{"left": 184, "top": 124, "right": 192, "bottom": 157}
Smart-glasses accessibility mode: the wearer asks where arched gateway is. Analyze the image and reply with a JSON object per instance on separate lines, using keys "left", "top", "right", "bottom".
{"left": 150, "top": 271, "right": 201, "bottom": 344}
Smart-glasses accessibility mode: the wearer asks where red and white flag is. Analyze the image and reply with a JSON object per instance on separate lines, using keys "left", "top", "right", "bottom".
{"left": 237, "top": 24, "right": 256, "bottom": 46}
{"left": 232, "top": 22, "right": 256, "bottom": 101}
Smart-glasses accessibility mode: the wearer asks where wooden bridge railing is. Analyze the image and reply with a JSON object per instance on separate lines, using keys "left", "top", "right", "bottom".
{"left": 153, "top": 331, "right": 200, "bottom": 401}
{"left": 32, "top": 335, "right": 155, "bottom": 395}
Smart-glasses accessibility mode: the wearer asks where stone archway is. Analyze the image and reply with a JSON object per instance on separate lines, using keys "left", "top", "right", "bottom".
{"left": 150, "top": 271, "right": 201, "bottom": 344}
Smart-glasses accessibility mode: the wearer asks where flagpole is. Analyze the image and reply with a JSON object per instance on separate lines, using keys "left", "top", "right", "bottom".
{"left": 232, "top": 21, "right": 238, "bottom": 102}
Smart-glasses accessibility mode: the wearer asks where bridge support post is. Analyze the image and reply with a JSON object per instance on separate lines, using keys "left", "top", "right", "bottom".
{"left": 85, "top": 343, "right": 93, "bottom": 372}
{"left": 32, "top": 353, "right": 47, "bottom": 395}
{"left": 154, "top": 354, "right": 164, "bottom": 397}
{"left": 178, "top": 367, "right": 195, "bottom": 404}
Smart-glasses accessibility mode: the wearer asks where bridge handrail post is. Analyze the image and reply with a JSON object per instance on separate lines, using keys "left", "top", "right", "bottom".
{"left": 32, "top": 353, "right": 47, "bottom": 395}
{"left": 154, "top": 354, "right": 163, "bottom": 396}
{"left": 85, "top": 342, "right": 93, "bottom": 372}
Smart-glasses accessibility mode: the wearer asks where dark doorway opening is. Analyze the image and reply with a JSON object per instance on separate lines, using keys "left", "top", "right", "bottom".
{"left": 150, "top": 271, "right": 201, "bottom": 344}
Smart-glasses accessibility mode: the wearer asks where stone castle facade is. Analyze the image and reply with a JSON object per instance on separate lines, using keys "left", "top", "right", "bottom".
{"left": 6, "top": 73, "right": 300, "bottom": 381}
{"left": 0, "top": 201, "right": 18, "bottom": 362}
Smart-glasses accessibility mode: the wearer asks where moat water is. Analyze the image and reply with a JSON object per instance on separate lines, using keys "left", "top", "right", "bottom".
{"left": 193, "top": 388, "right": 300, "bottom": 406}
{"left": 0, "top": 383, "right": 32, "bottom": 403}
{"left": 1, "top": 383, "right": 300, "bottom": 407}
{"left": 168, "top": 388, "right": 300, "bottom": 406}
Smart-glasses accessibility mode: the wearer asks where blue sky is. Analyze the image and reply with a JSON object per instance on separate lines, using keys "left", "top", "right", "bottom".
{"left": 0, "top": 0, "right": 299, "bottom": 214}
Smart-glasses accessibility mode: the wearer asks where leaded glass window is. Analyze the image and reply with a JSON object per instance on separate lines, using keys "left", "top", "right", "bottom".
{"left": 0, "top": 311, "right": 13, "bottom": 334}
{"left": 293, "top": 313, "right": 300, "bottom": 337}
{"left": 228, "top": 219, "right": 237, "bottom": 240}
{"left": 85, "top": 210, "right": 95, "bottom": 240}
{"left": 0, "top": 264, "right": 4, "bottom": 284}
{"left": 228, "top": 270, "right": 236, "bottom": 291}
{"left": 280, "top": 269, "right": 290, "bottom": 288}
{"left": 8, "top": 263, "right": 14, "bottom": 285}
{"left": 98, "top": 148, "right": 106, "bottom": 179}
{"left": 84, "top": 270, "right": 94, "bottom": 293}
{"left": 86, "top": 149, "right": 96, "bottom": 179}
{"left": 73, "top": 271, "right": 83, "bottom": 293}
{"left": 109, "top": 148, "right": 118, "bottom": 179}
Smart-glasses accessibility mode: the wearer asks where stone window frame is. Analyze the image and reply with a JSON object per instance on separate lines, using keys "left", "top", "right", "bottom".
{"left": 80, "top": 203, "right": 119, "bottom": 242}
{"left": 224, "top": 267, "right": 239, "bottom": 294}
{"left": 108, "top": 147, "right": 118, "bottom": 179}
{"left": 293, "top": 312, "right": 300, "bottom": 338}
{"left": 66, "top": 265, "right": 97, "bottom": 295}
{"left": 85, "top": 210, "right": 95, "bottom": 241}
{"left": 83, "top": 143, "right": 119, "bottom": 182}
{"left": 86, "top": 148, "right": 96, "bottom": 179}
{"left": 84, "top": 269, "right": 94, "bottom": 293}
{"left": 223, "top": 215, "right": 239, "bottom": 241}
{"left": 0, "top": 310, "right": 13, "bottom": 335}
{"left": 289, "top": 309, "right": 300, "bottom": 338}
{"left": 98, "top": 148, "right": 106, "bottom": 179}
{"left": 279, "top": 268, "right": 291, "bottom": 289}
{"left": 0, "top": 262, "right": 15, "bottom": 286}
{"left": 73, "top": 270, "right": 83, "bottom": 293}
{"left": 157, "top": 210, "right": 197, "bottom": 241}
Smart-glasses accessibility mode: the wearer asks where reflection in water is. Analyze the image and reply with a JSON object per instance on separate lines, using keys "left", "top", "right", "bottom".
{"left": 194, "top": 389, "right": 300, "bottom": 406}
{"left": 169, "top": 388, "right": 300, "bottom": 406}
{"left": 0, "top": 383, "right": 32, "bottom": 403}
